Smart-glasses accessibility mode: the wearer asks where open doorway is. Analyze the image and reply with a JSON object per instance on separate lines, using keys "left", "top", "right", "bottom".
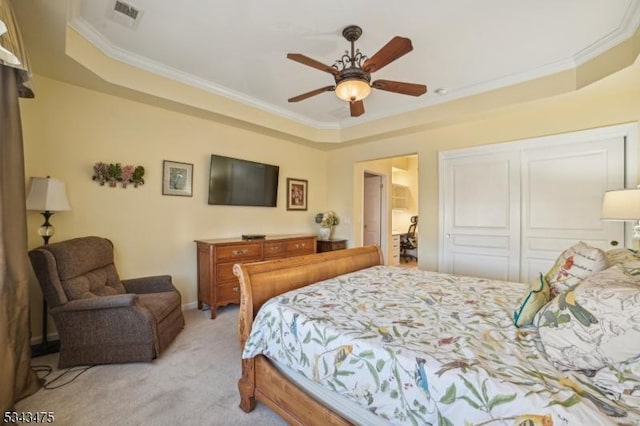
{"left": 357, "top": 155, "right": 419, "bottom": 266}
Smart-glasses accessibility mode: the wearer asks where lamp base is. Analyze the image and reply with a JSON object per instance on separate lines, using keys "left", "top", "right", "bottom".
{"left": 30, "top": 339, "right": 60, "bottom": 357}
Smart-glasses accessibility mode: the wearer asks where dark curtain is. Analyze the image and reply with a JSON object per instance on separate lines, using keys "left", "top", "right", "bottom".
{"left": 0, "top": 0, "right": 40, "bottom": 411}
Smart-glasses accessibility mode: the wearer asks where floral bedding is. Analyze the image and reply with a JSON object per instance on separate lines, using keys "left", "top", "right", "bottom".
{"left": 242, "top": 266, "right": 640, "bottom": 425}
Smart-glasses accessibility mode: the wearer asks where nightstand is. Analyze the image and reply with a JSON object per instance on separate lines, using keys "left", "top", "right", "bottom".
{"left": 316, "top": 239, "right": 347, "bottom": 253}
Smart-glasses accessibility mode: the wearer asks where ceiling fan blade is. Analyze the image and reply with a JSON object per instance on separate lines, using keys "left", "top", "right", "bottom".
{"left": 287, "top": 53, "right": 340, "bottom": 76}
{"left": 288, "top": 85, "right": 335, "bottom": 103}
{"left": 362, "top": 36, "right": 413, "bottom": 73}
{"left": 350, "top": 100, "right": 365, "bottom": 117}
{"left": 372, "top": 80, "right": 427, "bottom": 96}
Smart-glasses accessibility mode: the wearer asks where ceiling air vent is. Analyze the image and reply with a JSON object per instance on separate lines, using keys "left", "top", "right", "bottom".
{"left": 109, "top": 0, "right": 143, "bottom": 29}
{"left": 114, "top": 1, "right": 139, "bottom": 19}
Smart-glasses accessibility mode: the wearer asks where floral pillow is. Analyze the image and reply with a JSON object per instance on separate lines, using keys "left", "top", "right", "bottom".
{"left": 513, "top": 273, "right": 550, "bottom": 328}
{"left": 544, "top": 241, "right": 609, "bottom": 297}
{"left": 536, "top": 265, "right": 640, "bottom": 371}
{"left": 606, "top": 247, "right": 640, "bottom": 277}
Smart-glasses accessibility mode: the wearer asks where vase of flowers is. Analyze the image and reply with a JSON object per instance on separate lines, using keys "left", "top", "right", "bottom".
{"left": 315, "top": 211, "right": 339, "bottom": 240}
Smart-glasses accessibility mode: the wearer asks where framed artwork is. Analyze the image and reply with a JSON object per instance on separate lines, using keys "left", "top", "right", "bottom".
{"left": 286, "top": 178, "right": 308, "bottom": 211}
{"left": 162, "top": 160, "right": 193, "bottom": 197}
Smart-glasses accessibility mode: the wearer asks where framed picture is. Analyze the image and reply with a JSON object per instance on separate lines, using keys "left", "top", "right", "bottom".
{"left": 286, "top": 178, "right": 308, "bottom": 210}
{"left": 162, "top": 160, "right": 193, "bottom": 197}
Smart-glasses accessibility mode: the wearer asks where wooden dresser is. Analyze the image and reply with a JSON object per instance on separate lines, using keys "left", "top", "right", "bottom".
{"left": 194, "top": 234, "right": 316, "bottom": 318}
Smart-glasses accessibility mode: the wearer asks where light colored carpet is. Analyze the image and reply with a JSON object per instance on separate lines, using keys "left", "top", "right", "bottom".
{"left": 16, "top": 306, "right": 286, "bottom": 426}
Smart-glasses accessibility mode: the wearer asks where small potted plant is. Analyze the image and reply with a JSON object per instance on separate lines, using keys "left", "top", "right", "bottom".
{"left": 107, "top": 163, "right": 122, "bottom": 187}
{"left": 132, "top": 165, "right": 145, "bottom": 187}
{"left": 120, "top": 165, "right": 134, "bottom": 188}
{"left": 92, "top": 162, "right": 109, "bottom": 185}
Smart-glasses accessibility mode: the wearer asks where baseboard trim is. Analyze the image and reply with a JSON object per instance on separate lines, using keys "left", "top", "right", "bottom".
{"left": 182, "top": 301, "right": 198, "bottom": 310}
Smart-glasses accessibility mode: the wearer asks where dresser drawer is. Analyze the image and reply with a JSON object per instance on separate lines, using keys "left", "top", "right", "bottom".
{"left": 217, "top": 281, "right": 240, "bottom": 305}
{"left": 263, "top": 241, "right": 285, "bottom": 259}
{"left": 285, "top": 238, "right": 316, "bottom": 256}
{"left": 216, "top": 262, "right": 239, "bottom": 282}
{"left": 215, "top": 243, "right": 262, "bottom": 262}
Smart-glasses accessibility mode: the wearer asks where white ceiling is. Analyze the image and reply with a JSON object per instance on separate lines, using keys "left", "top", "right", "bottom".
{"left": 60, "top": 1, "right": 640, "bottom": 129}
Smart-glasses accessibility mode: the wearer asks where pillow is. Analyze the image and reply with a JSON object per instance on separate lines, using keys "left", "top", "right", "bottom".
{"left": 536, "top": 265, "right": 640, "bottom": 371}
{"left": 606, "top": 247, "right": 640, "bottom": 277}
{"left": 513, "top": 273, "right": 550, "bottom": 327}
{"left": 544, "top": 241, "right": 609, "bottom": 297}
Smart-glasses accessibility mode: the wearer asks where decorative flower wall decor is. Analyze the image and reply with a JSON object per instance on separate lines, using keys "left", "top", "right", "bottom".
{"left": 93, "top": 162, "right": 145, "bottom": 188}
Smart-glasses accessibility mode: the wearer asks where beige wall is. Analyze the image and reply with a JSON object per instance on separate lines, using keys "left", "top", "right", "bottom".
{"left": 327, "top": 59, "right": 640, "bottom": 271}
{"left": 21, "top": 75, "right": 328, "bottom": 338}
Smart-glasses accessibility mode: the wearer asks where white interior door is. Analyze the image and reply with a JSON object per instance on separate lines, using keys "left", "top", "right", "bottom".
{"left": 363, "top": 174, "right": 382, "bottom": 247}
{"left": 441, "top": 152, "right": 521, "bottom": 281}
{"left": 520, "top": 137, "right": 625, "bottom": 282}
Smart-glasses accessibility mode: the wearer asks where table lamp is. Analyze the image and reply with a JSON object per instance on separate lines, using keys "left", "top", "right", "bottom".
{"left": 601, "top": 188, "right": 640, "bottom": 243}
{"left": 26, "top": 176, "right": 71, "bottom": 356}
{"left": 26, "top": 176, "right": 71, "bottom": 245}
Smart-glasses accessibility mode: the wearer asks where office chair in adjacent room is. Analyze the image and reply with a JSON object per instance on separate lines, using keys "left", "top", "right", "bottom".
{"left": 400, "top": 216, "right": 418, "bottom": 263}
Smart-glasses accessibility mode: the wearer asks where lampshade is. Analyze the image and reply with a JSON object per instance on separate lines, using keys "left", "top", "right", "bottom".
{"left": 601, "top": 188, "right": 640, "bottom": 220}
{"left": 335, "top": 78, "right": 371, "bottom": 102}
{"left": 26, "top": 177, "right": 71, "bottom": 212}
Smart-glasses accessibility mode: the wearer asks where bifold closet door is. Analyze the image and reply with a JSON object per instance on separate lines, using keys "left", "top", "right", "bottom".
{"left": 520, "top": 137, "right": 625, "bottom": 283}
{"left": 441, "top": 151, "right": 521, "bottom": 282}
{"left": 440, "top": 129, "right": 627, "bottom": 283}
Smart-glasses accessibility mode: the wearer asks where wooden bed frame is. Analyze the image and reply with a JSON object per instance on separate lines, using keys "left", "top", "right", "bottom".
{"left": 234, "top": 245, "right": 384, "bottom": 426}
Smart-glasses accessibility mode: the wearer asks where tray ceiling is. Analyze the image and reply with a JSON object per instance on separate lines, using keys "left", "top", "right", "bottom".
{"left": 64, "top": 0, "right": 640, "bottom": 130}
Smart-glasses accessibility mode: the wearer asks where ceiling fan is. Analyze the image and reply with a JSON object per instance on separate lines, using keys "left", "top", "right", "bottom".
{"left": 287, "top": 25, "right": 427, "bottom": 117}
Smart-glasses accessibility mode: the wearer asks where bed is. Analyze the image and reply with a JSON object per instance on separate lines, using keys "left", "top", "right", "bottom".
{"left": 234, "top": 245, "right": 640, "bottom": 425}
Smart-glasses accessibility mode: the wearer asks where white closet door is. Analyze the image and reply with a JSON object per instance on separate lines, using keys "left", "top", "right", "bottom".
{"left": 441, "top": 152, "right": 521, "bottom": 281}
{"left": 520, "top": 137, "right": 625, "bottom": 282}
{"left": 439, "top": 124, "right": 633, "bottom": 283}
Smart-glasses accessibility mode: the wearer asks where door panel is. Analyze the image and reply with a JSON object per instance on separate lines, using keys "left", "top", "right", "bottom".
{"left": 452, "top": 252, "right": 512, "bottom": 281}
{"left": 442, "top": 152, "right": 521, "bottom": 281}
{"left": 363, "top": 175, "right": 382, "bottom": 247}
{"left": 520, "top": 137, "right": 625, "bottom": 281}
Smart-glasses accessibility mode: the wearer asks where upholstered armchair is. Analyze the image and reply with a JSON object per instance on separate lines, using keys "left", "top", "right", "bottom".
{"left": 28, "top": 236, "right": 185, "bottom": 367}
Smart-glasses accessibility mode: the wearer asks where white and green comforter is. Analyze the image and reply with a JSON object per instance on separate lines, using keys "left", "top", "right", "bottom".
{"left": 242, "top": 266, "right": 640, "bottom": 425}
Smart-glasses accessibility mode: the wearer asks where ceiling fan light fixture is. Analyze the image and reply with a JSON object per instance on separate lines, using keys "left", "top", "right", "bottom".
{"left": 335, "top": 78, "right": 371, "bottom": 102}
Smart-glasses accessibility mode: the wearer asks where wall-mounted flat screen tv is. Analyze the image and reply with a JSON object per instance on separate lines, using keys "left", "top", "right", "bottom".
{"left": 208, "top": 154, "right": 279, "bottom": 207}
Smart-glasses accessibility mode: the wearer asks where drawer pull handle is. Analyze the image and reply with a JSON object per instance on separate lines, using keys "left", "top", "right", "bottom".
{"left": 233, "top": 286, "right": 240, "bottom": 292}
{"left": 232, "top": 249, "right": 248, "bottom": 256}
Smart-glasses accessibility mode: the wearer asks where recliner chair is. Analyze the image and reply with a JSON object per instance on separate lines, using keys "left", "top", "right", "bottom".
{"left": 28, "top": 236, "right": 185, "bottom": 367}
{"left": 400, "top": 216, "right": 418, "bottom": 263}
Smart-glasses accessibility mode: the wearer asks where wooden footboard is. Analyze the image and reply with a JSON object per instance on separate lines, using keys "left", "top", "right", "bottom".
{"left": 233, "top": 245, "right": 384, "bottom": 425}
